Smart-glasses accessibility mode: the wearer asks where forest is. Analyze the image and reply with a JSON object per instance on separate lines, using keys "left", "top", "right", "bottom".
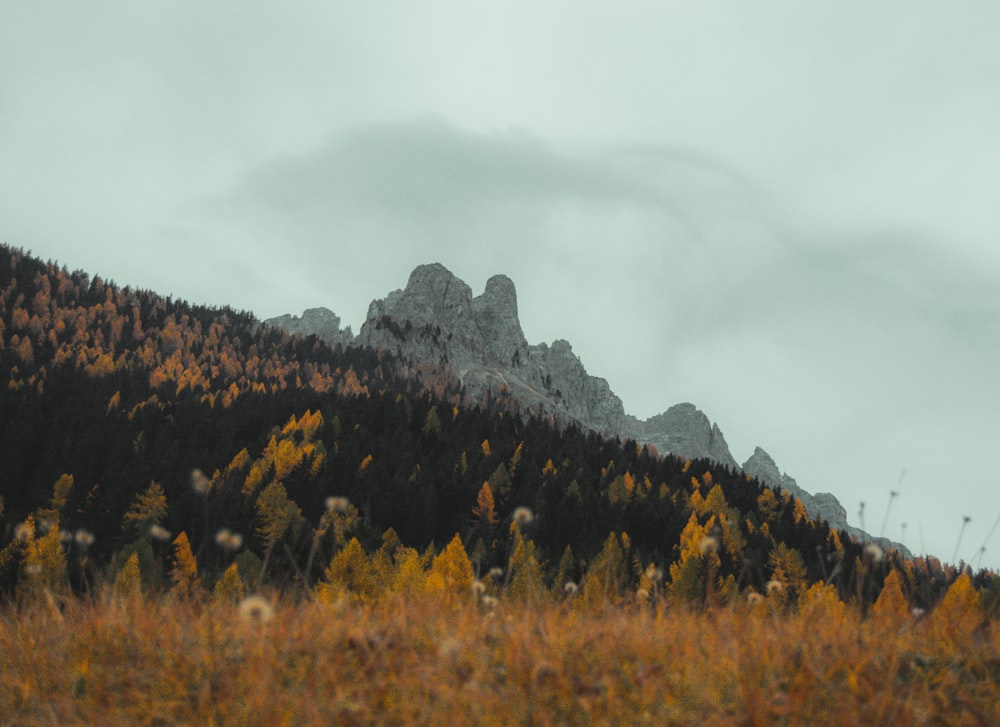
{"left": 0, "top": 243, "right": 993, "bottom": 603}
{"left": 0, "top": 243, "right": 997, "bottom": 723}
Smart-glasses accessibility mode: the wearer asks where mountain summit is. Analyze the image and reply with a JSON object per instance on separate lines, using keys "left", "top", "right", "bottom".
{"left": 266, "top": 264, "right": 906, "bottom": 554}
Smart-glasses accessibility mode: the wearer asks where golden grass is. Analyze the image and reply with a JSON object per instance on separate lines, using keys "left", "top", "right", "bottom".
{"left": 1, "top": 590, "right": 997, "bottom": 726}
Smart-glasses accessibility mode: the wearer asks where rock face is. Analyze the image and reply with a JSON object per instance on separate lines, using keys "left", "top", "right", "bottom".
{"left": 624, "top": 404, "right": 738, "bottom": 470}
{"left": 355, "top": 263, "right": 626, "bottom": 433}
{"left": 742, "top": 447, "right": 910, "bottom": 556}
{"left": 264, "top": 307, "right": 354, "bottom": 348}
{"left": 269, "top": 263, "right": 908, "bottom": 555}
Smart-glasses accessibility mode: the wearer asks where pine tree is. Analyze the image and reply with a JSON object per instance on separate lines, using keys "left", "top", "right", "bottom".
{"left": 507, "top": 528, "right": 547, "bottom": 606}
{"left": 113, "top": 551, "right": 142, "bottom": 600}
{"left": 319, "top": 537, "right": 378, "bottom": 602}
{"left": 472, "top": 482, "right": 499, "bottom": 528}
{"left": 36, "top": 474, "right": 74, "bottom": 527}
{"left": 123, "top": 481, "right": 168, "bottom": 532}
{"left": 582, "top": 532, "right": 629, "bottom": 606}
{"left": 426, "top": 534, "right": 474, "bottom": 602}
{"left": 171, "top": 531, "right": 200, "bottom": 597}
{"left": 870, "top": 568, "right": 909, "bottom": 624}
{"left": 213, "top": 562, "right": 245, "bottom": 603}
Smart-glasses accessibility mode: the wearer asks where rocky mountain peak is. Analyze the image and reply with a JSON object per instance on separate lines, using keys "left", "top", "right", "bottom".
{"left": 267, "top": 263, "right": 910, "bottom": 558}
{"left": 623, "top": 403, "right": 738, "bottom": 470}
{"left": 264, "top": 307, "right": 353, "bottom": 348}
{"left": 471, "top": 273, "right": 528, "bottom": 365}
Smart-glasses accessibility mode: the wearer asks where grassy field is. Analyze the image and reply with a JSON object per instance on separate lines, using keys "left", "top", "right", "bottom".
{"left": 1, "top": 578, "right": 996, "bottom": 726}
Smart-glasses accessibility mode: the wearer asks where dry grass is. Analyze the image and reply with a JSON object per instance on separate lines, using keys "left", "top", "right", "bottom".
{"left": 1, "top": 587, "right": 997, "bottom": 726}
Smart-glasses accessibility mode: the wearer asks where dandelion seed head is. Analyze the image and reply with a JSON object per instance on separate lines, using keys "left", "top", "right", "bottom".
{"left": 191, "top": 468, "right": 211, "bottom": 495}
{"left": 698, "top": 536, "right": 719, "bottom": 555}
{"left": 149, "top": 524, "right": 172, "bottom": 542}
{"left": 488, "top": 566, "right": 504, "bottom": 580}
{"left": 238, "top": 595, "right": 275, "bottom": 624}
{"left": 325, "top": 496, "right": 350, "bottom": 513}
{"left": 24, "top": 562, "right": 42, "bottom": 576}
{"left": 471, "top": 579, "right": 486, "bottom": 597}
{"left": 215, "top": 528, "right": 243, "bottom": 551}
{"left": 766, "top": 580, "right": 784, "bottom": 595}
{"left": 482, "top": 595, "right": 499, "bottom": 611}
{"left": 864, "top": 543, "right": 884, "bottom": 563}
{"left": 911, "top": 607, "right": 926, "bottom": 619}
{"left": 73, "top": 529, "right": 95, "bottom": 548}
{"left": 512, "top": 506, "right": 534, "bottom": 526}
{"left": 59, "top": 530, "right": 73, "bottom": 544}
{"left": 563, "top": 581, "right": 579, "bottom": 596}
{"left": 747, "top": 592, "right": 764, "bottom": 606}
{"left": 36, "top": 519, "right": 53, "bottom": 535}
{"left": 14, "top": 523, "right": 32, "bottom": 542}
{"left": 644, "top": 564, "right": 663, "bottom": 583}
{"left": 636, "top": 588, "right": 649, "bottom": 601}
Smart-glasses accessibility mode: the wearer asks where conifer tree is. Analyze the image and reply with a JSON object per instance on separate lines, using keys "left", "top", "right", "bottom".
{"left": 213, "top": 562, "right": 245, "bottom": 603}
{"left": 506, "top": 526, "right": 547, "bottom": 606}
{"left": 171, "top": 531, "right": 200, "bottom": 597}
{"left": 426, "top": 534, "right": 474, "bottom": 601}
{"left": 113, "top": 551, "right": 142, "bottom": 599}
{"left": 582, "top": 532, "right": 629, "bottom": 606}
{"left": 123, "top": 481, "right": 168, "bottom": 532}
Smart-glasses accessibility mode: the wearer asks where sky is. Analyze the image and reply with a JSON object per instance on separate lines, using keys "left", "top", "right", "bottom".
{"left": 2, "top": 1, "right": 998, "bottom": 571}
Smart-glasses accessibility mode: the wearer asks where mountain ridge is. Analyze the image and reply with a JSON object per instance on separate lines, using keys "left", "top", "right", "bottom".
{"left": 265, "top": 263, "right": 907, "bottom": 555}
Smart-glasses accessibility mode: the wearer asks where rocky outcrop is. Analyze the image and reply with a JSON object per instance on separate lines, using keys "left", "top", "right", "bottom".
{"left": 743, "top": 447, "right": 911, "bottom": 556}
{"left": 264, "top": 307, "right": 354, "bottom": 348}
{"left": 624, "top": 404, "right": 738, "bottom": 470}
{"left": 355, "top": 264, "right": 626, "bottom": 433}
{"left": 268, "top": 262, "right": 908, "bottom": 556}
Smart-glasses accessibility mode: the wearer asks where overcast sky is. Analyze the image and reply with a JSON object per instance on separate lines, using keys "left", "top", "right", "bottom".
{"left": 2, "top": 2, "right": 998, "bottom": 571}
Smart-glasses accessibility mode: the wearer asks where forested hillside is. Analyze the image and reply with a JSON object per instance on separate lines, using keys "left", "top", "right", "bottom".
{"left": 0, "top": 244, "right": 985, "bottom": 606}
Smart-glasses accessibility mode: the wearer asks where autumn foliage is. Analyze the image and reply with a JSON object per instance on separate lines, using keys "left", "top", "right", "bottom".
{"left": 1, "top": 244, "right": 997, "bottom": 721}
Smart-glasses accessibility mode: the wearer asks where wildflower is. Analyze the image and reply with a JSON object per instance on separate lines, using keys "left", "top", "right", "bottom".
{"left": 911, "top": 607, "right": 926, "bottom": 620}
{"left": 482, "top": 595, "right": 499, "bottom": 610}
{"left": 191, "top": 468, "right": 211, "bottom": 495}
{"left": 471, "top": 579, "right": 486, "bottom": 598}
{"left": 747, "top": 592, "right": 764, "bottom": 606}
{"left": 698, "top": 536, "right": 719, "bottom": 555}
{"left": 238, "top": 595, "right": 275, "bottom": 624}
{"left": 512, "top": 506, "right": 533, "bottom": 526}
{"left": 766, "top": 580, "right": 784, "bottom": 596}
{"left": 149, "top": 524, "right": 172, "bottom": 542}
{"left": 325, "top": 496, "right": 350, "bottom": 513}
{"left": 864, "top": 542, "right": 884, "bottom": 563}
{"left": 489, "top": 566, "right": 505, "bottom": 580}
{"left": 215, "top": 528, "right": 243, "bottom": 552}
{"left": 73, "top": 529, "right": 96, "bottom": 548}
{"left": 563, "top": 581, "right": 579, "bottom": 596}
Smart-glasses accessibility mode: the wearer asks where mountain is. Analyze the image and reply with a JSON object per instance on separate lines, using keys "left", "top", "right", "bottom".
{"left": 267, "top": 263, "right": 908, "bottom": 555}
{"left": 3, "top": 243, "right": 942, "bottom": 606}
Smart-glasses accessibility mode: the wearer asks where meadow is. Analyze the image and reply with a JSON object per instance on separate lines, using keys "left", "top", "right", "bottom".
{"left": 1, "top": 571, "right": 996, "bottom": 726}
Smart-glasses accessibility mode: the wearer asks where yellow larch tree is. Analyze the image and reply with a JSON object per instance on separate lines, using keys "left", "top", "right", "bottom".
{"left": 170, "top": 531, "right": 200, "bottom": 597}
{"left": 122, "top": 481, "right": 168, "bottom": 532}
{"left": 472, "top": 482, "right": 499, "bottom": 528}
